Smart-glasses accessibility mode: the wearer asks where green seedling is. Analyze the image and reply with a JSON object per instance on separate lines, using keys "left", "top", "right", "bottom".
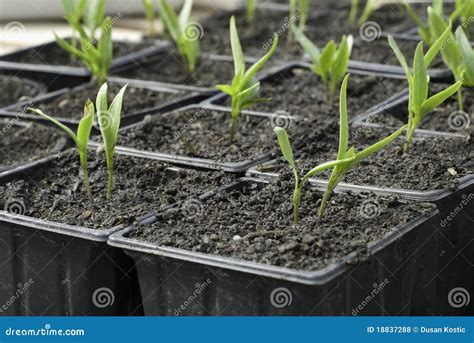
{"left": 455, "top": 0, "right": 474, "bottom": 36}
{"left": 275, "top": 75, "right": 407, "bottom": 223}
{"left": 28, "top": 101, "right": 95, "bottom": 196}
{"left": 55, "top": 16, "right": 113, "bottom": 85}
{"left": 216, "top": 16, "right": 278, "bottom": 142}
{"left": 143, "top": 0, "right": 158, "bottom": 37}
{"left": 292, "top": 24, "right": 353, "bottom": 103}
{"left": 287, "top": 0, "right": 310, "bottom": 43}
{"left": 388, "top": 24, "right": 463, "bottom": 153}
{"left": 96, "top": 83, "right": 128, "bottom": 200}
{"left": 427, "top": 9, "right": 473, "bottom": 110}
{"left": 349, "top": 0, "right": 378, "bottom": 26}
{"left": 247, "top": 0, "right": 257, "bottom": 24}
{"left": 158, "top": 0, "right": 200, "bottom": 74}
{"left": 404, "top": 0, "right": 468, "bottom": 45}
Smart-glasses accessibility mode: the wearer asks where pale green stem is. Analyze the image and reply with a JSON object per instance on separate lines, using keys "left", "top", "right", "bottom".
{"left": 457, "top": 88, "right": 464, "bottom": 112}
{"left": 106, "top": 156, "right": 114, "bottom": 200}
{"left": 79, "top": 151, "right": 92, "bottom": 197}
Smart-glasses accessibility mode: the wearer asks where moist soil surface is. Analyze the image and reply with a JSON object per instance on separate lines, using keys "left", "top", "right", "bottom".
{"left": 130, "top": 177, "right": 433, "bottom": 271}
{"left": 365, "top": 84, "right": 474, "bottom": 135}
{"left": 117, "top": 108, "right": 287, "bottom": 163}
{"left": 0, "top": 76, "right": 43, "bottom": 108}
{"left": 0, "top": 119, "right": 67, "bottom": 171}
{"left": 255, "top": 123, "right": 473, "bottom": 191}
{"left": 1, "top": 41, "right": 152, "bottom": 67}
{"left": 112, "top": 52, "right": 240, "bottom": 88}
{"left": 0, "top": 149, "right": 236, "bottom": 230}
{"left": 221, "top": 67, "right": 406, "bottom": 123}
{"left": 14, "top": 82, "right": 187, "bottom": 121}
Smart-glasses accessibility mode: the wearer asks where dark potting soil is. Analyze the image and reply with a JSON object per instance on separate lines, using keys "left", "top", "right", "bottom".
{"left": 130, "top": 177, "right": 433, "bottom": 271}
{"left": 351, "top": 38, "right": 443, "bottom": 67}
{"left": 16, "top": 82, "right": 186, "bottom": 120}
{"left": 367, "top": 84, "right": 473, "bottom": 135}
{"left": 0, "top": 149, "right": 236, "bottom": 230}
{"left": 0, "top": 119, "right": 67, "bottom": 171}
{"left": 112, "top": 52, "right": 239, "bottom": 88}
{"left": 0, "top": 76, "right": 43, "bottom": 108}
{"left": 117, "top": 108, "right": 284, "bottom": 163}
{"left": 257, "top": 123, "right": 473, "bottom": 192}
{"left": 1, "top": 41, "right": 152, "bottom": 67}
{"left": 223, "top": 68, "right": 406, "bottom": 122}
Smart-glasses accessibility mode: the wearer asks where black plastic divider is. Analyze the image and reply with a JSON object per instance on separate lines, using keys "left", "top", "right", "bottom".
{"left": 1, "top": 79, "right": 210, "bottom": 135}
{"left": 108, "top": 177, "right": 440, "bottom": 316}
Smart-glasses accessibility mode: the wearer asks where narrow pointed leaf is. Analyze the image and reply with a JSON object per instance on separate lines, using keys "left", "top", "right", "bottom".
{"left": 337, "top": 74, "right": 350, "bottom": 159}
{"left": 420, "top": 81, "right": 462, "bottom": 118}
{"left": 412, "top": 42, "right": 428, "bottom": 114}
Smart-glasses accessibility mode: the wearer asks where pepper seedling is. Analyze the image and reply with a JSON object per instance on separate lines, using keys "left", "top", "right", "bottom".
{"left": 28, "top": 101, "right": 95, "bottom": 196}
{"left": 143, "top": 0, "right": 158, "bottom": 38}
{"left": 216, "top": 16, "right": 278, "bottom": 142}
{"left": 96, "top": 83, "right": 128, "bottom": 200}
{"left": 388, "top": 23, "right": 463, "bottom": 152}
{"left": 158, "top": 0, "right": 200, "bottom": 74}
{"left": 56, "top": 0, "right": 112, "bottom": 85}
{"left": 275, "top": 74, "right": 407, "bottom": 224}
{"left": 292, "top": 24, "right": 353, "bottom": 104}
{"left": 349, "top": 0, "right": 378, "bottom": 26}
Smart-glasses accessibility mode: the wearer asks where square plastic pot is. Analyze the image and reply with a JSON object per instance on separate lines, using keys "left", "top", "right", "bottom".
{"left": 108, "top": 177, "right": 439, "bottom": 316}
{"left": 0, "top": 153, "right": 147, "bottom": 316}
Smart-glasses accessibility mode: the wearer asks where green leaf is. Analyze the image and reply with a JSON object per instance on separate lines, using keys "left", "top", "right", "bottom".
{"left": 387, "top": 35, "right": 412, "bottom": 82}
{"left": 420, "top": 81, "right": 462, "bottom": 118}
{"left": 107, "top": 84, "right": 128, "bottom": 142}
{"left": 84, "top": 0, "right": 105, "bottom": 35}
{"left": 357, "top": 0, "right": 376, "bottom": 25}
{"left": 178, "top": 0, "right": 193, "bottom": 28}
{"left": 337, "top": 74, "right": 350, "bottom": 160}
{"left": 54, "top": 33, "right": 88, "bottom": 61}
{"left": 456, "top": 26, "right": 474, "bottom": 85}
{"left": 230, "top": 16, "right": 245, "bottom": 80}
{"left": 316, "top": 40, "right": 336, "bottom": 78}
{"left": 329, "top": 35, "right": 353, "bottom": 96}
{"left": 242, "top": 33, "right": 279, "bottom": 87}
{"left": 77, "top": 99, "right": 95, "bottom": 151}
{"left": 158, "top": 0, "right": 181, "bottom": 42}
{"left": 412, "top": 42, "right": 428, "bottom": 115}
{"left": 404, "top": 1, "right": 430, "bottom": 43}
{"left": 28, "top": 108, "right": 78, "bottom": 145}
{"left": 291, "top": 24, "right": 320, "bottom": 64}
{"left": 354, "top": 124, "right": 407, "bottom": 164}
{"left": 273, "top": 126, "right": 296, "bottom": 170}
{"left": 424, "top": 20, "right": 453, "bottom": 67}
{"left": 143, "top": 0, "right": 156, "bottom": 23}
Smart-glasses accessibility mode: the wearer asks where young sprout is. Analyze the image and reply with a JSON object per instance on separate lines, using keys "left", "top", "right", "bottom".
{"left": 158, "top": 0, "right": 200, "bottom": 74}
{"left": 349, "top": 0, "right": 378, "bottom": 26}
{"left": 287, "top": 0, "right": 310, "bottom": 43}
{"left": 388, "top": 24, "right": 463, "bottom": 152}
{"left": 274, "top": 75, "right": 407, "bottom": 223}
{"left": 247, "top": 0, "right": 257, "bottom": 24}
{"left": 28, "top": 101, "right": 95, "bottom": 196}
{"left": 455, "top": 26, "right": 474, "bottom": 87}
{"left": 404, "top": 1, "right": 467, "bottom": 45}
{"left": 292, "top": 24, "right": 353, "bottom": 104}
{"left": 96, "top": 83, "right": 128, "bottom": 200}
{"left": 143, "top": 0, "right": 158, "bottom": 38}
{"left": 216, "top": 16, "right": 278, "bottom": 142}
